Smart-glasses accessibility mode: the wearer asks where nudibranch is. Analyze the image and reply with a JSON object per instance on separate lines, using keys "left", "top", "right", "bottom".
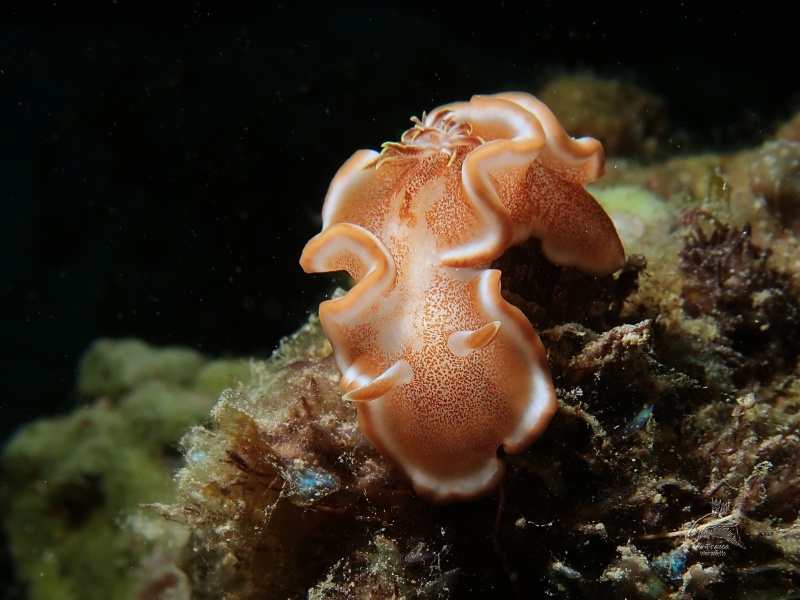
{"left": 300, "top": 92, "right": 625, "bottom": 503}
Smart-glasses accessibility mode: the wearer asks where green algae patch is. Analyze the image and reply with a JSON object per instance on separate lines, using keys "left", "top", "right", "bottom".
{"left": 588, "top": 184, "right": 676, "bottom": 259}
{"left": 2, "top": 339, "right": 222, "bottom": 600}
{"left": 193, "top": 358, "right": 251, "bottom": 397}
{"left": 77, "top": 338, "right": 206, "bottom": 399}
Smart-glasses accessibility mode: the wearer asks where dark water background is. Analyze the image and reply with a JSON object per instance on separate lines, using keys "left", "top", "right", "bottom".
{"left": 1, "top": 1, "right": 797, "bottom": 593}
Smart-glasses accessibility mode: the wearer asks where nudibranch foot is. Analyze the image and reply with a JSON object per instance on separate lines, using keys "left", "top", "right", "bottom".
{"left": 301, "top": 91, "right": 624, "bottom": 503}
{"left": 401, "top": 457, "right": 506, "bottom": 505}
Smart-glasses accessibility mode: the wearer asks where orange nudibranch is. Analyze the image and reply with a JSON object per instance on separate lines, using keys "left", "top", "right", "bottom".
{"left": 300, "top": 92, "right": 625, "bottom": 503}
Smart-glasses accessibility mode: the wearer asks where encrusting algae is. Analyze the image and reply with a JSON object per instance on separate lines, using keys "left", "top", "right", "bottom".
{"left": 3, "top": 76, "right": 800, "bottom": 599}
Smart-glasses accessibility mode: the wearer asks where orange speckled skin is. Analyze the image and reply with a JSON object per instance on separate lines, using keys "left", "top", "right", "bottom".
{"left": 301, "top": 93, "right": 624, "bottom": 503}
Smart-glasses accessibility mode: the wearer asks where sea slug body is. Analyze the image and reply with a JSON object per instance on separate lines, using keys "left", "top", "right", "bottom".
{"left": 300, "top": 92, "right": 625, "bottom": 503}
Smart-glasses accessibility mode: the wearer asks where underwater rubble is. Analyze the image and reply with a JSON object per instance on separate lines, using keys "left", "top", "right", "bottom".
{"left": 4, "top": 77, "right": 800, "bottom": 598}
